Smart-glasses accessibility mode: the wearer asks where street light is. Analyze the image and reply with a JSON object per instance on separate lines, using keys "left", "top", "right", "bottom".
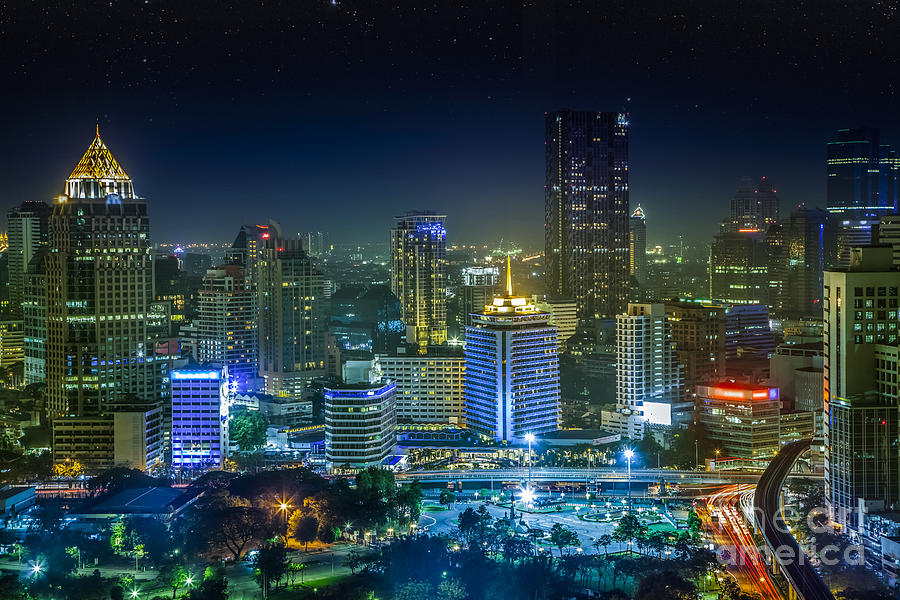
{"left": 623, "top": 448, "right": 635, "bottom": 506}
{"left": 524, "top": 433, "right": 536, "bottom": 493}
{"left": 130, "top": 589, "right": 140, "bottom": 599}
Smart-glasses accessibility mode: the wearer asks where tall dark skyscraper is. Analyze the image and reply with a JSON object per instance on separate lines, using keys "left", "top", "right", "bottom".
{"left": 827, "top": 128, "right": 899, "bottom": 265}
{"left": 730, "top": 177, "right": 779, "bottom": 231}
{"left": 545, "top": 110, "right": 630, "bottom": 319}
{"left": 782, "top": 206, "right": 837, "bottom": 318}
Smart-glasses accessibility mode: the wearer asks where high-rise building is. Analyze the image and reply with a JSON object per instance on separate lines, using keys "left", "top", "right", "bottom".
{"left": 324, "top": 380, "right": 397, "bottom": 472}
{"left": 377, "top": 354, "right": 465, "bottom": 425}
{"left": 629, "top": 206, "right": 647, "bottom": 284}
{"left": 532, "top": 296, "right": 578, "bottom": 352}
{"left": 459, "top": 266, "right": 499, "bottom": 333}
{"left": 197, "top": 264, "right": 258, "bottom": 391}
{"left": 6, "top": 201, "right": 50, "bottom": 315}
{"left": 171, "top": 364, "right": 228, "bottom": 471}
{"left": 602, "top": 303, "right": 686, "bottom": 440}
{"left": 464, "top": 261, "right": 560, "bottom": 442}
{"left": 258, "top": 236, "right": 327, "bottom": 397}
{"left": 824, "top": 246, "right": 900, "bottom": 530}
{"left": 301, "top": 231, "right": 327, "bottom": 258}
{"left": 23, "top": 248, "right": 48, "bottom": 385}
{"left": 329, "top": 285, "right": 404, "bottom": 354}
{"left": 724, "top": 304, "right": 775, "bottom": 360}
{"left": 228, "top": 223, "right": 277, "bottom": 288}
{"left": 545, "top": 110, "right": 630, "bottom": 319}
{"left": 696, "top": 382, "right": 781, "bottom": 459}
{"left": 730, "top": 177, "right": 779, "bottom": 231}
{"left": 390, "top": 211, "right": 448, "bottom": 352}
{"left": 709, "top": 227, "right": 768, "bottom": 306}
{"left": 45, "top": 129, "right": 158, "bottom": 419}
{"left": 664, "top": 301, "right": 726, "bottom": 397}
{"left": 827, "top": 128, "right": 899, "bottom": 265}
{"left": 782, "top": 207, "right": 837, "bottom": 318}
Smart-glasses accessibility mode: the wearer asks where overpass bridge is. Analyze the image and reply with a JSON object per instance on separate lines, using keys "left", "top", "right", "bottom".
{"left": 753, "top": 440, "right": 835, "bottom": 600}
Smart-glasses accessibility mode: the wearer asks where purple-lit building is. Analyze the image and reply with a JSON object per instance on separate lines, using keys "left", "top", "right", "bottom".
{"left": 170, "top": 363, "right": 228, "bottom": 471}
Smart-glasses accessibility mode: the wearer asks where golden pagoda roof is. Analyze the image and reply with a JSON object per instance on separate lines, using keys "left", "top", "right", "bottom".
{"left": 67, "top": 127, "right": 130, "bottom": 182}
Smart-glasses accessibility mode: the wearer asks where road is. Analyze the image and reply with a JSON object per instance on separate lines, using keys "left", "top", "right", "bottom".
{"left": 754, "top": 439, "right": 835, "bottom": 600}
{"left": 701, "top": 484, "right": 781, "bottom": 600}
{"left": 398, "top": 467, "right": 773, "bottom": 485}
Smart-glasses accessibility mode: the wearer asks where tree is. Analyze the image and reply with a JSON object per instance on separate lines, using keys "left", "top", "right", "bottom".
{"left": 255, "top": 542, "right": 288, "bottom": 594}
{"left": 612, "top": 512, "right": 643, "bottom": 551}
{"left": 455, "top": 506, "right": 491, "bottom": 548}
{"left": 437, "top": 578, "right": 467, "bottom": 600}
{"left": 198, "top": 506, "right": 273, "bottom": 560}
{"left": 229, "top": 411, "right": 268, "bottom": 451}
{"left": 439, "top": 490, "right": 456, "bottom": 508}
{"left": 594, "top": 533, "right": 613, "bottom": 555}
{"left": 395, "top": 581, "right": 433, "bottom": 600}
{"left": 286, "top": 562, "right": 306, "bottom": 587}
{"left": 182, "top": 577, "right": 229, "bottom": 600}
{"left": 634, "top": 570, "right": 697, "bottom": 599}
{"left": 166, "top": 565, "right": 189, "bottom": 600}
{"left": 53, "top": 460, "right": 84, "bottom": 479}
{"left": 549, "top": 522, "right": 580, "bottom": 557}
{"left": 396, "top": 482, "right": 424, "bottom": 526}
{"left": 293, "top": 515, "right": 319, "bottom": 551}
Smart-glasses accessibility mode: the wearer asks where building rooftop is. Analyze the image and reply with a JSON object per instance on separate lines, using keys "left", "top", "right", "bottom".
{"left": 705, "top": 380, "right": 775, "bottom": 392}
{"left": 67, "top": 128, "right": 130, "bottom": 182}
{"left": 91, "top": 487, "right": 191, "bottom": 515}
{"left": 539, "top": 429, "right": 619, "bottom": 440}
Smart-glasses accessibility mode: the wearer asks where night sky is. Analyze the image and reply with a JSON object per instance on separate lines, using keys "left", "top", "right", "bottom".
{"left": 1, "top": 1, "right": 897, "bottom": 246}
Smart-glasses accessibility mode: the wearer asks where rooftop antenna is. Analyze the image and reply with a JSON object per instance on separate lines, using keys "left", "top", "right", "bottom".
{"left": 506, "top": 254, "right": 513, "bottom": 297}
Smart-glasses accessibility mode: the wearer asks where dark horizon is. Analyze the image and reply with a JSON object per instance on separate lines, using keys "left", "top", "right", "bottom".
{"left": 2, "top": 2, "right": 897, "bottom": 247}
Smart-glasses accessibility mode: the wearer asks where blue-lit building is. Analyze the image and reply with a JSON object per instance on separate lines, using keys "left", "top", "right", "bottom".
{"left": 464, "top": 266, "right": 560, "bottom": 443}
{"left": 725, "top": 304, "right": 775, "bottom": 360}
{"left": 827, "top": 128, "right": 899, "bottom": 265}
{"left": 171, "top": 363, "right": 228, "bottom": 471}
{"left": 324, "top": 380, "right": 396, "bottom": 472}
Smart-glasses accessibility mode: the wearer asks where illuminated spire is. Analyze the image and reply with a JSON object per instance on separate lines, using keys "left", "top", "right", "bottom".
{"left": 506, "top": 254, "right": 513, "bottom": 296}
{"left": 64, "top": 128, "right": 135, "bottom": 199}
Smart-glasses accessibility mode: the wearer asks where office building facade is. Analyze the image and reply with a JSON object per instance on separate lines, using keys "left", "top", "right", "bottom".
{"left": 696, "top": 382, "right": 781, "bottom": 459}
{"left": 258, "top": 237, "right": 327, "bottom": 397}
{"left": 629, "top": 206, "right": 647, "bottom": 284}
{"left": 6, "top": 201, "right": 50, "bottom": 315}
{"left": 664, "top": 301, "right": 726, "bottom": 397}
{"left": 171, "top": 364, "right": 228, "bottom": 471}
{"left": 377, "top": 355, "right": 465, "bottom": 425}
{"left": 824, "top": 246, "right": 900, "bottom": 529}
{"left": 197, "top": 264, "right": 258, "bottom": 391}
{"left": 603, "top": 303, "right": 686, "bottom": 439}
{"left": 324, "top": 381, "right": 397, "bottom": 472}
{"left": 545, "top": 110, "right": 630, "bottom": 319}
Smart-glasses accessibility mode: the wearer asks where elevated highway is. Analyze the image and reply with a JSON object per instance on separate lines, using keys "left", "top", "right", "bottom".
{"left": 753, "top": 439, "right": 835, "bottom": 600}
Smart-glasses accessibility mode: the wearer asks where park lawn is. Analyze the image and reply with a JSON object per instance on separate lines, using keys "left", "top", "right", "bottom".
{"left": 423, "top": 505, "right": 449, "bottom": 512}
{"left": 647, "top": 522, "right": 678, "bottom": 533}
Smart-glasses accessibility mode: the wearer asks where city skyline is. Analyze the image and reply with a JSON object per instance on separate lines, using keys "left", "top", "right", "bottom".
{"left": 1, "top": 3, "right": 897, "bottom": 245}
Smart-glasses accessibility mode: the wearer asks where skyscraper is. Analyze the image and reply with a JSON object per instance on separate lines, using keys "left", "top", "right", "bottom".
{"left": 228, "top": 222, "right": 277, "bottom": 289}
{"left": 257, "top": 235, "right": 327, "bottom": 397}
{"left": 324, "top": 380, "right": 397, "bottom": 472}
{"left": 545, "top": 110, "right": 630, "bottom": 319}
{"left": 45, "top": 129, "right": 157, "bottom": 418}
{"left": 629, "top": 206, "right": 647, "bottom": 284}
{"left": 664, "top": 301, "right": 726, "bottom": 397}
{"left": 23, "top": 248, "right": 48, "bottom": 385}
{"left": 390, "top": 211, "right": 447, "bottom": 352}
{"left": 464, "top": 259, "right": 560, "bottom": 442}
{"left": 709, "top": 227, "right": 768, "bottom": 305}
{"left": 827, "top": 128, "right": 899, "bottom": 265}
{"left": 823, "top": 246, "right": 900, "bottom": 530}
{"left": 197, "top": 264, "right": 258, "bottom": 391}
{"left": 783, "top": 206, "right": 837, "bottom": 318}
{"left": 602, "top": 303, "right": 686, "bottom": 440}
{"left": 459, "top": 266, "right": 499, "bottom": 334}
{"left": 730, "top": 177, "right": 779, "bottom": 231}
{"left": 6, "top": 201, "right": 50, "bottom": 315}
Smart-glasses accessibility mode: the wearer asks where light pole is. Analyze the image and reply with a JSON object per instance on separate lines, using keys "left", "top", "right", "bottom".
{"left": 524, "top": 433, "right": 535, "bottom": 494}
{"left": 623, "top": 448, "right": 634, "bottom": 506}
